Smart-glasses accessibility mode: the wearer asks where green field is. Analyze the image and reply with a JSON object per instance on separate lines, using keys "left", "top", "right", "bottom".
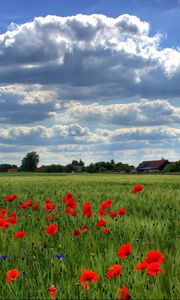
{"left": 0, "top": 174, "right": 180, "bottom": 299}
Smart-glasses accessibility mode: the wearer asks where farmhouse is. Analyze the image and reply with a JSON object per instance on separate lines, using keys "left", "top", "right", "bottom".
{"left": 35, "top": 166, "right": 47, "bottom": 172}
{"left": 8, "top": 168, "right": 18, "bottom": 172}
{"left": 137, "top": 160, "right": 170, "bottom": 173}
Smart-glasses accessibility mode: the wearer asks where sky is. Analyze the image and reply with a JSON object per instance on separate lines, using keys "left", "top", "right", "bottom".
{"left": 0, "top": 0, "right": 180, "bottom": 167}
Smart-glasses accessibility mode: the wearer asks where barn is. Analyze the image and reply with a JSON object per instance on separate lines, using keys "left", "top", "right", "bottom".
{"left": 137, "top": 160, "right": 170, "bottom": 173}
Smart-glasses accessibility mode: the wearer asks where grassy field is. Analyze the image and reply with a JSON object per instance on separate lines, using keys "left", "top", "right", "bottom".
{"left": 0, "top": 174, "right": 180, "bottom": 299}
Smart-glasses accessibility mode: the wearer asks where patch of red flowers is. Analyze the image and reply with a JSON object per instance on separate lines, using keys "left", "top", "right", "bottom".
{"left": 106, "top": 264, "right": 122, "bottom": 278}
{"left": 14, "top": 231, "right": 26, "bottom": 238}
{"left": 117, "top": 243, "right": 132, "bottom": 258}
{"left": 117, "top": 208, "right": 126, "bottom": 215}
{"left": 79, "top": 269, "right": 99, "bottom": 290}
{"left": 96, "top": 219, "right": 107, "bottom": 227}
{"left": 48, "top": 285, "right": 57, "bottom": 299}
{"left": 6, "top": 269, "right": 20, "bottom": 283}
{"left": 83, "top": 202, "right": 92, "bottom": 217}
{"left": 118, "top": 286, "right": 131, "bottom": 300}
{"left": 101, "top": 227, "right": 111, "bottom": 234}
{"left": 136, "top": 250, "right": 165, "bottom": 276}
{"left": 45, "top": 224, "right": 58, "bottom": 236}
{"left": 6, "top": 194, "right": 18, "bottom": 202}
{"left": 131, "top": 185, "right": 143, "bottom": 194}
{"left": 73, "top": 230, "right": 82, "bottom": 236}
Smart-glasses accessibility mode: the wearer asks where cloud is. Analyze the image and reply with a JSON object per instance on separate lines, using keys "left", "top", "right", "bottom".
{"left": 63, "top": 99, "right": 180, "bottom": 126}
{"left": 0, "top": 14, "right": 179, "bottom": 100}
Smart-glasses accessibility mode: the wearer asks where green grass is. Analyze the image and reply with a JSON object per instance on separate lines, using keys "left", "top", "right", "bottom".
{"left": 0, "top": 174, "right": 180, "bottom": 299}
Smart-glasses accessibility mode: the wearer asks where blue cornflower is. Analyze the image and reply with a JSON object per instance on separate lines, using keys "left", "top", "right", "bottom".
{"left": 0, "top": 255, "right": 8, "bottom": 259}
{"left": 54, "top": 254, "right": 64, "bottom": 259}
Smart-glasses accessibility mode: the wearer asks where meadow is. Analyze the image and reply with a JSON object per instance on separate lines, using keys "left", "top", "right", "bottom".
{"left": 0, "top": 173, "right": 180, "bottom": 299}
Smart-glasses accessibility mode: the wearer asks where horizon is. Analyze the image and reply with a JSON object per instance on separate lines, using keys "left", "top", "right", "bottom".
{"left": 0, "top": 0, "right": 180, "bottom": 166}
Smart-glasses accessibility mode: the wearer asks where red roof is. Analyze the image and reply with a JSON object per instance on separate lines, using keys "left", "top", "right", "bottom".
{"left": 137, "top": 160, "right": 169, "bottom": 170}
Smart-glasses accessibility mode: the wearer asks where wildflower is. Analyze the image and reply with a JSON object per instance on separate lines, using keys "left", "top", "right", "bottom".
{"left": 0, "top": 255, "right": 8, "bottom": 259}
{"left": 45, "top": 203, "right": 56, "bottom": 211}
{"left": 19, "top": 203, "right": 28, "bottom": 209}
{"left": 144, "top": 250, "right": 165, "bottom": 264}
{"left": 6, "top": 216, "right": 17, "bottom": 225}
{"left": 106, "top": 264, "right": 122, "bottom": 278}
{"left": 117, "top": 243, "right": 132, "bottom": 258}
{"left": 66, "top": 207, "right": 77, "bottom": 216}
{"left": 118, "top": 286, "right": 131, "bottom": 300}
{"left": 73, "top": 230, "right": 82, "bottom": 236}
{"left": 48, "top": 285, "right": 57, "bottom": 299}
{"left": 83, "top": 282, "right": 91, "bottom": 291}
{"left": 45, "top": 224, "right": 58, "bottom": 236}
{"left": 101, "top": 228, "right": 111, "bottom": 234}
{"left": 0, "top": 219, "right": 9, "bottom": 229}
{"left": 79, "top": 269, "right": 99, "bottom": 287}
{"left": 27, "top": 200, "right": 33, "bottom": 207}
{"left": 54, "top": 254, "right": 64, "bottom": 259}
{"left": 100, "top": 199, "right": 112, "bottom": 210}
{"left": 98, "top": 209, "right": 105, "bottom": 217}
{"left": 15, "top": 231, "right": 26, "bottom": 238}
{"left": 146, "top": 262, "right": 163, "bottom": 276}
{"left": 117, "top": 208, "right": 126, "bottom": 215}
{"left": 6, "top": 194, "right": 18, "bottom": 202}
{"left": 6, "top": 269, "right": 20, "bottom": 282}
{"left": 131, "top": 185, "right": 143, "bottom": 194}
{"left": 33, "top": 204, "right": 39, "bottom": 210}
{"left": 83, "top": 202, "right": 92, "bottom": 217}
{"left": 96, "top": 219, "right": 107, "bottom": 227}
{"left": 82, "top": 225, "right": 88, "bottom": 233}
{"left": 109, "top": 211, "right": 117, "bottom": 217}
{"left": 136, "top": 261, "right": 148, "bottom": 271}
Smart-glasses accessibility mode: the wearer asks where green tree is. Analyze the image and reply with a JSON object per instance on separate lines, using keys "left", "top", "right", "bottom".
{"left": 20, "top": 152, "right": 39, "bottom": 171}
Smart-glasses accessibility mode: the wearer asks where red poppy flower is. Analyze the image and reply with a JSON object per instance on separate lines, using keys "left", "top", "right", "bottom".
{"left": 82, "top": 282, "right": 91, "bottom": 291}
{"left": 15, "top": 231, "right": 26, "bottom": 238}
{"left": 6, "top": 269, "right": 20, "bottom": 282}
{"left": 6, "top": 216, "right": 17, "bottom": 225}
{"left": 45, "top": 224, "right": 58, "bottom": 236}
{"left": 82, "top": 225, "right": 88, "bottom": 233}
{"left": 98, "top": 209, "right": 105, "bottom": 217}
{"left": 73, "top": 230, "right": 82, "bottom": 236}
{"left": 144, "top": 250, "right": 165, "bottom": 264}
{"left": 6, "top": 194, "right": 18, "bottom": 202}
{"left": 106, "top": 264, "right": 122, "bottom": 278}
{"left": 136, "top": 261, "right": 148, "bottom": 271}
{"left": 101, "top": 228, "right": 111, "bottom": 234}
{"left": 66, "top": 207, "right": 77, "bottom": 216}
{"left": 44, "top": 199, "right": 53, "bottom": 204}
{"left": 0, "top": 219, "right": 9, "bottom": 229}
{"left": 11, "top": 211, "right": 16, "bottom": 216}
{"left": 80, "top": 269, "right": 99, "bottom": 284}
{"left": 131, "top": 185, "right": 143, "bottom": 194}
{"left": 48, "top": 285, "right": 57, "bottom": 299}
{"left": 100, "top": 199, "right": 112, "bottom": 210}
{"left": 109, "top": 211, "right": 117, "bottom": 217}
{"left": 117, "top": 208, "right": 126, "bottom": 215}
{"left": 66, "top": 198, "right": 77, "bottom": 209}
{"left": 96, "top": 219, "right": 107, "bottom": 227}
{"left": 45, "top": 203, "right": 56, "bottom": 211}
{"left": 27, "top": 200, "right": 33, "bottom": 207}
{"left": 33, "top": 204, "right": 39, "bottom": 210}
{"left": 83, "top": 202, "right": 92, "bottom": 217}
{"left": 117, "top": 243, "right": 132, "bottom": 258}
{"left": 19, "top": 203, "right": 28, "bottom": 209}
{"left": 118, "top": 286, "right": 131, "bottom": 300}
{"left": 146, "top": 262, "right": 163, "bottom": 276}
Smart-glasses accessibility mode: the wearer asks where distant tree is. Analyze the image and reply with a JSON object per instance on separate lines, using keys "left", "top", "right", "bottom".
{"left": 79, "top": 159, "right": 85, "bottom": 166}
{"left": 163, "top": 161, "right": 180, "bottom": 172}
{"left": 20, "top": 152, "right": 39, "bottom": 172}
{"left": 72, "top": 160, "right": 79, "bottom": 166}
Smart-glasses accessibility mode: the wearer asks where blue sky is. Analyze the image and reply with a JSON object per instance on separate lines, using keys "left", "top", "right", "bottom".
{"left": 0, "top": 0, "right": 179, "bottom": 166}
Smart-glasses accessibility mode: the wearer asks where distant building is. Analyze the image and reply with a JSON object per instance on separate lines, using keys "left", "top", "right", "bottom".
{"left": 8, "top": 168, "right": 18, "bottom": 172}
{"left": 137, "top": 160, "right": 170, "bottom": 173}
{"left": 35, "top": 166, "right": 47, "bottom": 172}
{"left": 73, "top": 165, "right": 83, "bottom": 173}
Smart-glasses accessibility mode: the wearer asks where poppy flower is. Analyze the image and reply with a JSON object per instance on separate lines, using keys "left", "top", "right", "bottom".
{"left": 131, "top": 185, "right": 143, "bottom": 194}
{"left": 0, "top": 219, "right": 9, "bottom": 229}
{"left": 19, "top": 203, "right": 28, "bottom": 209}
{"left": 6, "top": 269, "right": 20, "bottom": 282}
{"left": 82, "top": 225, "right": 88, "bottom": 233}
{"left": 82, "top": 282, "right": 91, "bottom": 291}
{"left": 101, "top": 228, "right": 111, "bottom": 234}
{"left": 98, "top": 209, "right": 105, "bottom": 217}
{"left": 6, "top": 216, "right": 17, "bottom": 225}
{"left": 144, "top": 250, "right": 165, "bottom": 264}
{"left": 44, "top": 199, "right": 53, "bottom": 204}
{"left": 136, "top": 261, "right": 148, "bottom": 271}
{"left": 83, "top": 202, "right": 92, "bottom": 217}
{"left": 96, "top": 219, "right": 107, "bottom": 227}
{"left": 117, "top": 243, "right": 132, "bottom": 258}
{"left": 45, "top": 203, "right": 56, "bottom": 211}
{"left": 73, "top": 230, "right": 82, "bottom": 236}
{"left": 146, "top": 262, "right": 163, "bottom": 276}
{"left": 45, "top": 224, "right": 58, "bottom": 236}
{"left": 27, "top": 200, "right": 33, "bottom": 207}
{"left": 109, "top": 211, "right": 117, "bottom": 217}
{"left": 118, "top": 286, "right": 131, "bottom": 300}
{"left": 100, "top": 199, "right": 112, "bottom": 210}
{"left": 48, "top": 285, "right": 57, "bottom": 299}
{"left": 66, "top": 207, "right": 77, "bottom": 216}
{"left": 33, "top": 204, "right": 39, "bottom": 210}
{"left": 15, "top": 231, "right": 26, "bottom": 238}
{"left": 79, "top": 269, "right": 99, "bottom": 285}
{"left": 106, "top": 264, "right": 122, "bottom": 278}
{"left": 117, "top": 208, "right": 126, "bottom": 215}
{"left": 6, "top": 194, "right": 18, "bottom": 202}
